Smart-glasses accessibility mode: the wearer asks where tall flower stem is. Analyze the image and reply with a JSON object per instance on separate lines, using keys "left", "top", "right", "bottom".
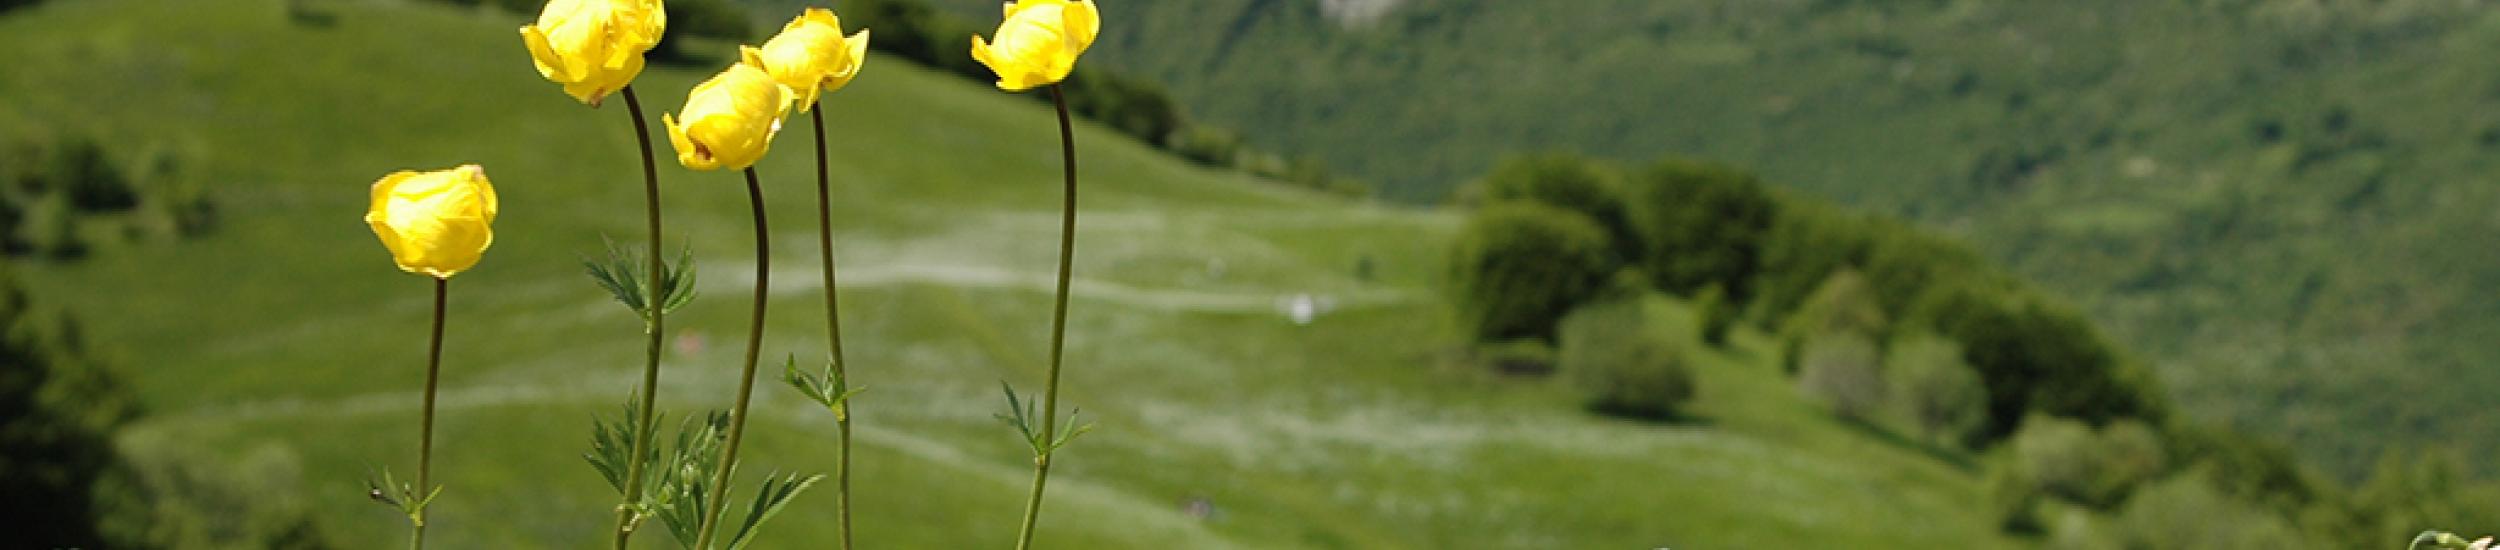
{"left": 695, "top": 167, "right": 772, "bottom": 549}
{"left": 1011, "top": 83, "right": 1081, "bottom": 550}
{"left": 412, "top": 277, "right": 448, "bottom": 550}
{"left": 611, "top": 85, "right": 668, "bottom": 550}
{"left": 809, "top": 104, "right": 857, "bottom": 550}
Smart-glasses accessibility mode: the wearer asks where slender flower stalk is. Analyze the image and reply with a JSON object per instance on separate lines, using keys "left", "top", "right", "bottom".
{"left": 1011, "top": 82, "right": 1083, "bottom": 550}
{"left": 364, "top": 164, "right": 495, "bottom": 550}
{"left": 695, "top": 167, "right": 773, "bottom": 549}
{"left": 808, "top": 103, "right": 858, "bottom": 550}
{"left": 412, "top": 277, "right": 448, "bottom": 550}
{"left": 610, "top": 85, "right": 667, "bottom": 549}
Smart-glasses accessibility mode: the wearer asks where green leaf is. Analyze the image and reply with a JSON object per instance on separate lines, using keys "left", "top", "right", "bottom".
{"left": 725, "top": 471, "right": 826, "bottom": 550}
{"left": 582, "top": 239, "right": 700, "bottom": 324}
{"left": 655, "top": 411, "right": 730, "bottom": 550}
{"left": 661, "top": 246, "right": 699, "bottom": 315}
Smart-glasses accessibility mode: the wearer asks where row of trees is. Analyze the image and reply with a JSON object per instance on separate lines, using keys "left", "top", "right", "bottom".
{"left": 1448, "top": 152, "right": 2160, "bottom": 435}
{"left": 1447, "top": 151, "right": 2500, "bottom": 546}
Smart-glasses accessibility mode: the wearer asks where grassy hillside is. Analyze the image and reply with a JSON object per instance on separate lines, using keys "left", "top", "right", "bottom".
{"left": 964, "top": 0, "right": 2500, "bottom": 478}
{"left": 0, "top": 0, "right": 2025, "bottom": 547}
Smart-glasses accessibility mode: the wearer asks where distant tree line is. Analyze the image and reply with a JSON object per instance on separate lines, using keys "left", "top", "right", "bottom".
{"left": 1446, "top": 151, "right": 2500, "bottom": 546}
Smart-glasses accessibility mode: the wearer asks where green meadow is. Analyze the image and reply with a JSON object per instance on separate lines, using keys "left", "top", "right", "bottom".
{"left": 0, "top": 0, "right": 2037, "bottom": 547}
{"left": 1016, "top": 0, "right": 2500, "bottom": 478}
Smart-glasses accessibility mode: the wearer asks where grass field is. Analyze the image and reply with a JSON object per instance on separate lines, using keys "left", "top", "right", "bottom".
{"left": 958, "top": 0, "right": 2500, "bottom": 478}
{"left": 2, "top": 0, "right": 2027, "bottom": 547}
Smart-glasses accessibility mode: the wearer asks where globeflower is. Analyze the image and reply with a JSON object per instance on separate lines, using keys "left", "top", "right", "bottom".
{"left": 366, "top": 165, "right": 498, "bottom": 279}
{"left": 749, "top": 8, "right": 870, "bottom": 111}
{"left": 664, "top": 63, "right": 794, "bottom": 171}
{"left": 520, "top": 0, "right": 667, "bottom": 106}
{"left": 971, "top": 0, "right": 1098, "bottom": 92}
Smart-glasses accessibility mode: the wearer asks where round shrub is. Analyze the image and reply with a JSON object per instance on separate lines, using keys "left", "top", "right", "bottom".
{"left": 1886, "top": 332, "right": 1986, "bottom": 447}
{"left": 1449, "top": 202, "right": 1613, "bottom": 342}
{"left": 2113, "top": 470, "right": 2301, "bottom": 549}
{"left": 1628, "top": 158, "right": 1778, "bottom": 301}
{"left": 1475, "top": 153, "right": 1637, "bottom": 260}
{"left": 1797, "top": 328, "right": 1883, "bottom": 421}
{"left": 1558, "top": 295, "right": 1698, "bottom": 419}
{"left": 2008, "top": 415, "right": 2168, "bottom": 510}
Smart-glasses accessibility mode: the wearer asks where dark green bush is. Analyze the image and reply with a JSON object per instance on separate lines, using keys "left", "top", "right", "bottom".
{"left": 1475, "top": 153, "right": 1637, "bottom": 261}
{"left": 1448, "top": 202, "right": 1613, "bottom": 342}
{"left": 55, "top": 138, "right": 137, "bottom": 213}
{"left": 0, "top": 264, "right": 138, "bottom": 546}
{"left": 1885, "top": 333, "right": 1985, "bottom": 448}
{"left": 1628, "top": 158, "right": 1778, "bottom": 302}
{"left": 1062, "top": 69, "right": 1185, "bottom": 146}
{"left": 1168, "top": 125, "right": 1241, "bottom": 167}
{"left": 1752, "top": 200, "right": 1875, "bottom": 320}
{"left": 2160, "top": 423, "right": 2318, "bottom": 514}
{"left": 1557, "top": 295, "right": 1698, "bottom": 419}
{"left": 1910, "top": 285, "right": 2162, "bottom": 439}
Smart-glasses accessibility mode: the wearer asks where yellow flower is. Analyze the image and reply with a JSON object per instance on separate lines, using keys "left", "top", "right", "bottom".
{"left": 366, "top": 165, "right": 498, "bottom": 279}
{"left": 520, "top": 0, "right": 667, "bottom": 106}
{"left": 664, "top": 63, "right": 794, "bottom": 171}
{"left": 971, "top": 0, "right": 1099, "bottom": 92}
{"left": 748, "top": 9, "right": 870, "bottom": 112}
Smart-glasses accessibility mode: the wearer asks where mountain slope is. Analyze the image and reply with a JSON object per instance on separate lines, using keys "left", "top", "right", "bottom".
{"left": 1007, "top": 0, "right": 2500, "bottom": 477}
{"left": 0, "top": 0, "right": 2020, "bottom": 547}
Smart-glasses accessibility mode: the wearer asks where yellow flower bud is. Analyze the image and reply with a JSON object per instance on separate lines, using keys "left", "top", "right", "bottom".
{"left": 366, "top": 165, "right": 498, "bottom": 279}
{"left": 971, "top": 0, "right": 1099, "bottom": 92}
{"left": 750, "top": 9, "right": 870, "bottom": 112}
{"left": 663, "top": 63, "right": 793, "bottom": 171}
{"left": 520, "top": 0, "right": 667, "bottom": 106}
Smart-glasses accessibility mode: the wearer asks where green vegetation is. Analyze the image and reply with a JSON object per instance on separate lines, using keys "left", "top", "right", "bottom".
{"left": 0, "top": 261, "right": 135, "bottom": 546}
{"left": 1022, "top": 0, "right": 2500, "bottom": 478}
{"left": 1884, "top": 333, "right": 1986, "bottom": 448}
{"left": 735, "top": 0, "right": 1367, "bottom": 197}
{"left": 1555, "top": 292, "right": 1698, "bottom": 420}
{"left": 1446, "top": 201, "right": 1610, "bottom": 342}
{"left": 0, "top": 0, "right": 2055, "bottom": 547}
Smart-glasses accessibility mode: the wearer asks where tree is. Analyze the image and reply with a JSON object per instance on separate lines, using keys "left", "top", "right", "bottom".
{"left": 1797, "top": 329, "right": 1883, "bottom": 421}
{"left": 1628, "top": 158, "right": 1778, "bottom": 302}
{"left": 1474, "top": 153, "right": 1638, "bottom": 262}
{"left": 1885, "top": 333, "right": 1986, "bottom": 448}
{"left": 1449, "top": 202, "right": 1613, "bottom": 342}
{"left": 1558, "top": 295, "right": 1699, "bottom": 419}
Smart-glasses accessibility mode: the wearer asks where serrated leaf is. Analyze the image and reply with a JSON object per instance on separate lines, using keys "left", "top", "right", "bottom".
{"left": 726, "top": 471, "right": 826, "bottom": 550}
{"left": 660, "top": 247, "right": 698, "bottom": 315}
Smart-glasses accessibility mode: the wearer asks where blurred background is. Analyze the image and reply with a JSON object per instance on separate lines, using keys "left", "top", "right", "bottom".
{"left": 4, "top": 0, "right": 2498, "bottom": 547}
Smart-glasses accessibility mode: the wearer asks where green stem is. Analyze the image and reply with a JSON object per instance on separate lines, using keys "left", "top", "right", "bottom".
{"left": 413, "top": 277, "right": 447, "bottom": 550}
{"left": 810, "top": 103, "right": 856, "bottom": 550}
{"left": 1011, "top": 83, "right": 1081, "bottom": 550}
{"left": 613, "top": 84, "right": 667, "bottom": 550}
{"left": 695, "top": 167, "right": 771, "bottom": 550}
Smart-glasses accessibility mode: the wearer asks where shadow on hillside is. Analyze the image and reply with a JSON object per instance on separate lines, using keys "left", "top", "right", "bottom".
{"left": 1835, "top": 416, "right": 1976, "bottom": 472}
{"left": 1585, "top": 403, "right": 1714, "bottom": 427}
